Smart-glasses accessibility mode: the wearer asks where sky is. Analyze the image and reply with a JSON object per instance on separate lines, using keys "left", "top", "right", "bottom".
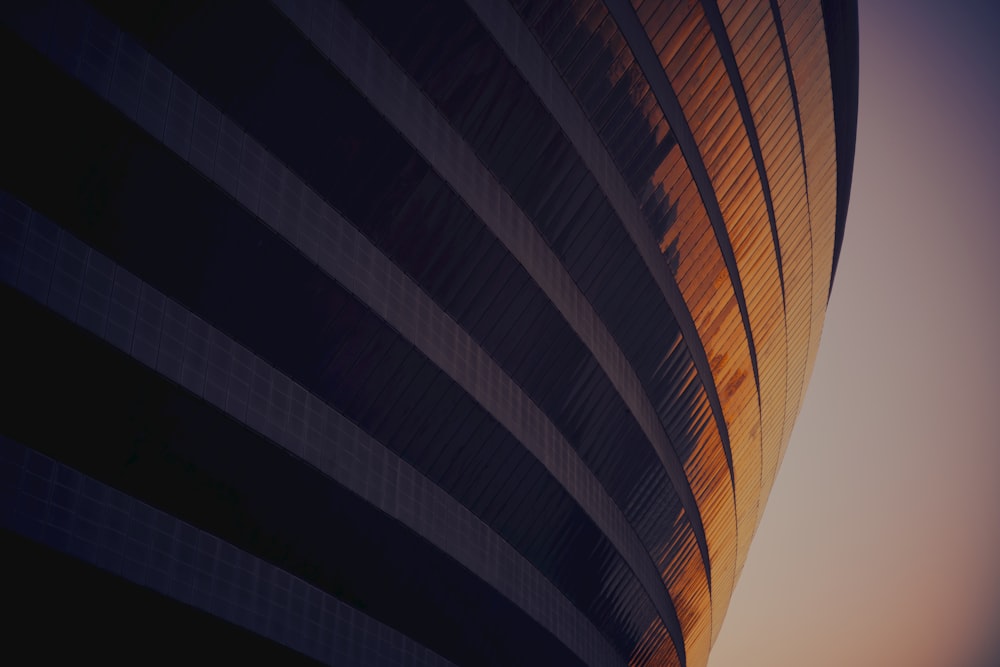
{"left": 708, "top": 2, "right": 1000, "bottom": 667}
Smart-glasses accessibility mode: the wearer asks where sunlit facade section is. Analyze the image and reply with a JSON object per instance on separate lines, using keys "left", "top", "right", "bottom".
{"left": 779, "top": 0, "right": 839, "bottom": 395}
{"left": 1, "top": 2, "right": 856, "bottom": 667}
{"left": 633, "top": 0, "right": 785, "bottom": 645}
{"left": 716, "top": 0, "right": 817, "bottom": 506}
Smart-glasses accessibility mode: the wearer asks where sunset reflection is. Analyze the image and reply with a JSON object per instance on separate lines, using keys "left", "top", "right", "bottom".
{"left": 525, "top": 0, "right": 852, "bottom": 665}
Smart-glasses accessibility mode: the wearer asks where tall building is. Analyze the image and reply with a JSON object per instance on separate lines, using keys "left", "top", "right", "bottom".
{"left": 0, "top": 1, "right": 857, "bottom": 665}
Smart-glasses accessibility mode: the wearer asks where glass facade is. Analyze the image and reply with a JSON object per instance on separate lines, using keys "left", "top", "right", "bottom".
{"left": 0, "top": 1, "right": 857, "bottom": 666}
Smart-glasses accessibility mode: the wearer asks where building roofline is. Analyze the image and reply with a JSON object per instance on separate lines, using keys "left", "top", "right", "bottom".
{"left": 822, "top": 0, "right": 860, "bottom": 296}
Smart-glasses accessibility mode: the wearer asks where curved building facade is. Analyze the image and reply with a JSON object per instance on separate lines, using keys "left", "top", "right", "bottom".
{"left": 0, "top": 1, "right": 857, "bottom": 666}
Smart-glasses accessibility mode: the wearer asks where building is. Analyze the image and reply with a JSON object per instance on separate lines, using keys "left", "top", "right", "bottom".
{"left": 0, "top": 1, "right": 857, "bottom": 665}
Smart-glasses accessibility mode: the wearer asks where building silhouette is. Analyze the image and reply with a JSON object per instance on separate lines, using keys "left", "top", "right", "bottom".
{"left": 0, "top": 1, "right": 857, "bottom": 665}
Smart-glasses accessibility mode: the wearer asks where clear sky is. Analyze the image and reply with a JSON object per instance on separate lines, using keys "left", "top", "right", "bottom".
{"left": 708, "top": 2, "right": 1000, "bottom": 666}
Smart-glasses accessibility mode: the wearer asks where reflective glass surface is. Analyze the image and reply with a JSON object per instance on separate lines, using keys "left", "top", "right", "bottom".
{"left": 0, "top": 1, "right": 849, "bottom": 665}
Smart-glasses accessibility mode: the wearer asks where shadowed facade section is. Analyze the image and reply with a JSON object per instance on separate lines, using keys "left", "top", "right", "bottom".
{"left": 0, "top": 1, "right": 856, "bottom": 666}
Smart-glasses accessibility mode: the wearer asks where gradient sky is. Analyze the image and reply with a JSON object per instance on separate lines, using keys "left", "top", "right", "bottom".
{"left": 708, "top": 2, "right": 1000, "bottom": 666}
